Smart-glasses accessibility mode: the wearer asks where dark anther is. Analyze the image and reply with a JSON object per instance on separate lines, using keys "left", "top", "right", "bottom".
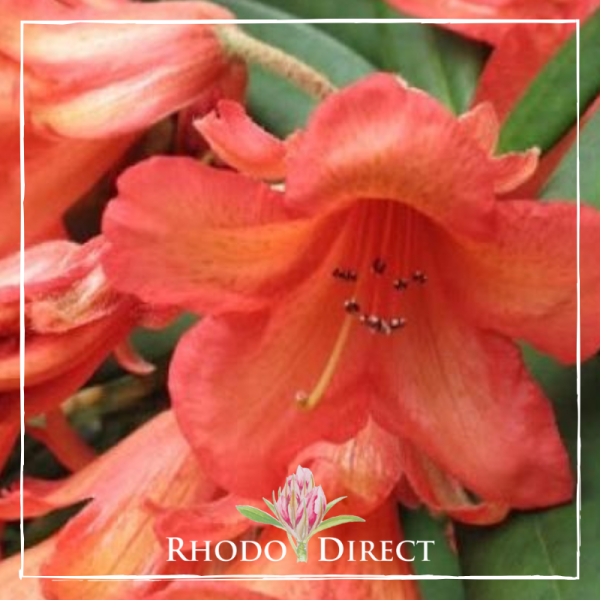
{"left": 393, "top": 278, "right": 409, "bottom": 291}
{"left": 412, "top": 271, "right": 428, "bottom": 284}
{"left": 379, "top": 319, "right": 392, "bottom": 336}
{"left": 389, "top": 317, "right": 407, "bottom": 330}
{"left": 366, "top": 315, "right": 382, "bottom": 331}
{"left": 344, "top": 299, "right": 360, "bottom": 314}
{"left": 333, "top": 267, "right": 358, "bottom": 282}
{"left": 372, "top": 258, "right": 387, "bottom": 275}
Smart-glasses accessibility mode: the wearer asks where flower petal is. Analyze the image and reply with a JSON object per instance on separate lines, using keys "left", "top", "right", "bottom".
{"left": 286, "top": 74, "right": 495, "bottom": 240}
{"left": 440, "top": 200, "right": 600, "bottom": 363}
{"left": 382, "top": 1, "right": 579, "bottom": 45}
{"left": 155, "top": 494, "right": 261, "bottom": 555}
{"left": 196, "top": 100, "right": 288, "bottom": 180}
{"left": 177, "top": 62, "right": 247, "bottom": 155}
{"left": 1, "top": 130, "right": 134, "bottom": 257}
{"left": 373, "top": 268, "right": 573, "bottom": 509}
{"left": 398, "top": 440, "right": 509, "bottom": 525}
{"left": 113, "top": 338, "right": 155, "bottom": 376}
{"left": 18, "top": 4, "right": 237, "bottom": 138}
{"left": 170, "top": 247, "right": 372, "bottom": 496}
{"left": 0, "top": 242, "right": 136, "bottom": 393}
{"left": 458, "top": 102, "right": 499, "bottom": 155}
{"left": 457, "top": 103, "right": 540, "bottom": 194}
{"left": 103, "top": 157, "right": 325, "bottom": 314}
{"left": 0, "top": 412, "right": 205, "bottom": 518}
{"left": 292, "top": 420, "right": 403, "bottom": 517}
{"left": 492, "top": 149, "right": 540, "bottom": 195}
{"left": 141, "top": 582, "right": 277, "bottom": 600}
{"left": 0, "top": 312, "right": 133, "bottom": 391}
{"left": 0, "top": 54, "right": 19, "bottom": 125}
{"left": 5, "top": 412, "right": 212, "bottom": 600}
{"left": 0, "top": 240, "right": 96, "bottom": 303}
{"left": 0, "top": 537, "right": 54, "bottom": 594}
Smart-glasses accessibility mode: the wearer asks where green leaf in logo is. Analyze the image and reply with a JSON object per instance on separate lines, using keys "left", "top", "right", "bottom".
{"left": 263, "top": 497, "right": 279, "bottom": 518}
{"left": 236, "top": 506, "right": 286, "bottom": 530}
{"left": 311, "top": 515, "right": 365, "bottom": 537}
{"left": 324, "top": 496, "right": 347, "bottom": 515}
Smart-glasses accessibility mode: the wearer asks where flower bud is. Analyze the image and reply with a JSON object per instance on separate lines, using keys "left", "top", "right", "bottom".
{"left": 0, "top": 237, "right": 144, "bottom": 473}
{"left": 274, "top": 466, "right": 326, "bottom": 542}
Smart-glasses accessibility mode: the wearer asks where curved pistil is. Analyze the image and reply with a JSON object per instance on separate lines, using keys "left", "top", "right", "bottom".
{"left": 295, "top": 316, "right": 353, "bottom": 411}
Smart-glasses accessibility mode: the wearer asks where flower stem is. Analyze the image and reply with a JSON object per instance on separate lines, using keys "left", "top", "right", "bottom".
{"left": 62, "top": 360, "right": 167, "bottom": 416}
{"left": 295, "top": 541, "right": 308, "bottom": 563}
{"left": 218, "top": 26, "right": 336, "bottom": 101}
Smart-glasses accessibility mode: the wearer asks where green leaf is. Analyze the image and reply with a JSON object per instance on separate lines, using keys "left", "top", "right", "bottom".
{"left": 541, "top": 108, "right": 600, "bottom": 208}
{"left": 401, "top": 508, "right": 465, "bottom": 600}
{"left": 251, "top": 0, "right": 380, "bottom": 63}
{"left": 324, "top": 496, "right": 346, "bottom": 515}
{"left": 369, "top": 3, "right": 488, "bottom": 114}
{"left": 312, "top": 515, "right": 365, "bottom": 535}
{"left": 499, "top": 9, "right": 600, "bottom": 153}
{"left": 256, "top": 0, "right": 488, "bottom": 113}
{"left": 216, "top": 0, "right": 374, "bottom": 136}
{"left": 236, "top": 505, "right": 286, "bottom": 530}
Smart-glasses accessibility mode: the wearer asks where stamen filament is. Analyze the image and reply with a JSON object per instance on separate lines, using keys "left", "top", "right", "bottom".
{"left": 297, "top": 317, "right": 353, "bottom": 411}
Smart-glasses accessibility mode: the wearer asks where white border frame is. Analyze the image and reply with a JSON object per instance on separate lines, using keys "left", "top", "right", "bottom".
{"left": 19, "top": 17, "right": 581, "bottom": 582}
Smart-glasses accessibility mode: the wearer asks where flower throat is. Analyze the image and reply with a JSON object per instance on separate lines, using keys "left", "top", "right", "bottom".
{"left": 296, "top": 200, "right": 428, "bottom": 410}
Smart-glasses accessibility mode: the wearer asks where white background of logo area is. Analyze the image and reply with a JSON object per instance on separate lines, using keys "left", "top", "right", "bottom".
{"left": 19, "top": 17, "right": 582, "bottom": 581}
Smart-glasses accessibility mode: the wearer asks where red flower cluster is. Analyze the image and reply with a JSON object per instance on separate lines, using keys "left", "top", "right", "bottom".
{"left": 1, "top": 2, "right": 598, "bottom": 598}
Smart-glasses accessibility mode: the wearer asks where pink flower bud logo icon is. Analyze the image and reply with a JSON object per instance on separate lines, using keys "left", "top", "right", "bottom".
{"left": 236, "top": 465, "right": 364, "bottom": 562}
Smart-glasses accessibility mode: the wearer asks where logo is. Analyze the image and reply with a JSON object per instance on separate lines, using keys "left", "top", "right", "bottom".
{"left": 236, "top": 465, "right": 364, "bottom": 562}
{"left": 166, "top": 464, "right": 434, "bottom": 564}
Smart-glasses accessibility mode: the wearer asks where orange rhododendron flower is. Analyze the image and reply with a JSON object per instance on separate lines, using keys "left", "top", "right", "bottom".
{"left": 103, "top": 75, "right": 600, "bottom": 509}
{"left": 0, "top": 237, "right": 153, "bottom": 473}
{"left": 0, "top": 0, "right": 246, "bottom": 256}
{"left": 382, "top": 0, "right": 600, "bottom": 44}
